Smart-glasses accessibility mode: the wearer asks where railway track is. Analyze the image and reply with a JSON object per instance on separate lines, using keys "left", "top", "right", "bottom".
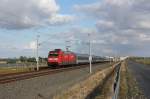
{"left": 0, "top": 63, "right": 107, "bottom": 84}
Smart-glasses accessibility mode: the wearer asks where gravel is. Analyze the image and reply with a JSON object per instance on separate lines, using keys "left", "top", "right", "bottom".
{"left": 0, "top": 63, "right": 111, "bottom": 99}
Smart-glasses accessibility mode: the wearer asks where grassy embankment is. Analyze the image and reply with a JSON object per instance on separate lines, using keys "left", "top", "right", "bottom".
{"left": 53, "top": 63, "right": 119, "bottom": 99}
{"left": 119, "top": 61, "right": 146, "bottom": 99}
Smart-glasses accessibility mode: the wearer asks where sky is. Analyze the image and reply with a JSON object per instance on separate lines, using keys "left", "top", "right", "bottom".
{"left": 0, "top": 0, "right": 150, "bottom": 58}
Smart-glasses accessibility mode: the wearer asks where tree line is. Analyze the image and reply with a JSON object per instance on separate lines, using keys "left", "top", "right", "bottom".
{"left": 0, "top": 56, "right": 47, "bottom": 64}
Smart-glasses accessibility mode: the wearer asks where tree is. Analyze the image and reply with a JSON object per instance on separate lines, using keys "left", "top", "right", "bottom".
{"left": 19, "top": 56, "right": 27, "bottom": 62}
{"left": 27, "top": 57, "right": 36, "bottom": 62}
{"left": 7, "top": 58, "right": 17, "bottom": 64}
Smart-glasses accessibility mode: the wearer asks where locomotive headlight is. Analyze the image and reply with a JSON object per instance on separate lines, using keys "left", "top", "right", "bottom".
{"left": 48, "top": 58, "right": 58, "bottom": 61}
{"left": 48, "top": 58, "right": 52, "bottom": 61}
{"left": 54, "top": 58, "right": 58, "bottom": 60}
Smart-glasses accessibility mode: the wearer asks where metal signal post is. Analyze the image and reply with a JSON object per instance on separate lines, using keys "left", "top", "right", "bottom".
{"left": 88, "top": 33, "right": 92, "bottom": 74}
{"left": 65, "top": 40, "right": 71, "bottom": 51}
{"left": 36, "top": 35, "right": 40, "bottom": 71}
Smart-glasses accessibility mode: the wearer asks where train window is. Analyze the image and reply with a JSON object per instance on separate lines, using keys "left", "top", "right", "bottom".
{"left": 77, "top": 56, "right": 89, "bottom": 60}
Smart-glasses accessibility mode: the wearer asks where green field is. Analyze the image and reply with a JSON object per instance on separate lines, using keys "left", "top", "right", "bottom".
{"left": 132, "top": 57, "right": 150, "bottom": 65}
{"left": 0, "top": 66, "right": 35, "bottom": 75}
{"left": 136, "top": 59, "right": 150, "bottom": 65}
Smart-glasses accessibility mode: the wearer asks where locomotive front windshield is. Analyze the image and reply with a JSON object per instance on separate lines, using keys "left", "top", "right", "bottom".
{"left": 49, "top": 53, "right": 58, "bottom": 57}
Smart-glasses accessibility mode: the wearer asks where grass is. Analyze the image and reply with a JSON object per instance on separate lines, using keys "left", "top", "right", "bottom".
{"left": 119, "top": 61, "right": 128, "bottom": 99}
{"left": 0, "top": 62, "right": 47, "bottom": 75}
{"left": 94, "top": 68, "right": 115, "bottom": 99}
{"left": 134, "top": 59, "right": 150, "bottom": 65}
{"left": 0, "top": 66, "right": 35, "bottom": 75}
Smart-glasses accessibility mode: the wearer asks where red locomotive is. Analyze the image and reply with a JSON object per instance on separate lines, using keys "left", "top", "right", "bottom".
{"left": 47, "top": 49, "right": 108, "bottom": 67}
{"left": 47, "top": 49, "right": 76, "bottom": 66}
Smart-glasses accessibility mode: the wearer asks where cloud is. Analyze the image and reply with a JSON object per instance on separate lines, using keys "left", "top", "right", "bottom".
{"left": 75, "top": 0, "right": 150, "bottom": 31}
{"left": 0, "top": 40, "right": 38, "bottom": 51}
{"left": 73, "top": 0, "right": 150, "bottom": 56}
{"left": 0, "top": 0, "right": 74, "bottom": 29}
{"left": 138, "top": 19, "right": 150, "bottom": 29}
{"left": 96, "top": 20, "right": 115, "bottom": 32}
{"left": 47, "top": 14, "right": 75, "bottom": 25}
{"left": 24, "top": 41, "right": 37, "bottom": 50}
{"left": 105, "top": 0, "right": 134, "bottom": 6}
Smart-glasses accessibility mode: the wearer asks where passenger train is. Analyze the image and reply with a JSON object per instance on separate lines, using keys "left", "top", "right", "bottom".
{"left": 47, "top": 49, "right": 109, "bottom": 67}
